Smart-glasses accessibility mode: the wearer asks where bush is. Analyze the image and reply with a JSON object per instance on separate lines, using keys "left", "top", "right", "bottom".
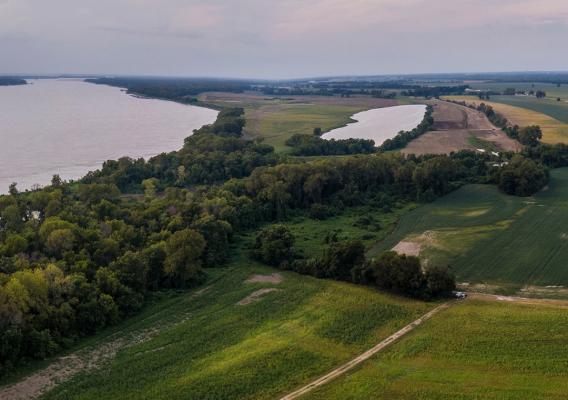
{"left": 251, "top": 225, "right": 295, "bottom": 267}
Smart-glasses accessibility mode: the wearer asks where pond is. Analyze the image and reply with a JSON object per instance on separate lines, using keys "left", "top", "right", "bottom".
{"left": 321, "top": 104, "right": 426, "bottom": 145}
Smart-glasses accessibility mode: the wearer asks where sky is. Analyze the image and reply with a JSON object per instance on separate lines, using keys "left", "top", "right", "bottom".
{"left": 1, "top": 0, "right": 568, "bottom": 79}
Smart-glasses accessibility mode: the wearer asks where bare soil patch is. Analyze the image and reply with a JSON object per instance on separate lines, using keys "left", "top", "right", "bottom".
{"left": 237, "top": 288, "right": 280, "bottom": 305}
{"left": 245, "top": 272, "right": 283, "bottom": 284}
{"left": 392, "top": 241, "right": 421, "bottom": 257}
{"left": 403, "top": 100, "right": 521, "bottom": 155}
{"left": 0, "top": 325, "right": 162, "bottom": 400}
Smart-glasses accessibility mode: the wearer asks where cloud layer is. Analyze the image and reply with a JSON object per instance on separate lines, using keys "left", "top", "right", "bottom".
{"left": 1, "top": 0, "right": 567, "bottom": 78}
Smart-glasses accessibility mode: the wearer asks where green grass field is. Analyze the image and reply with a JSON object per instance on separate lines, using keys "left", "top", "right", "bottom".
{"left": 39, "top": 257, "right": 432, "bottom": 400}
{"left": 284, "top": 204, "right": 415, "bottom": 259}
{"left": 198, "top": 93, "right": 398, "bottom": 152}
{"left": 372, "top": 168, "right": 568, "bottom": 288}
{"left": 249, "top": 103, "right": 363, "bottom": 151}
{"left": 303, "top": 299, "right": 568, "bottom": 400}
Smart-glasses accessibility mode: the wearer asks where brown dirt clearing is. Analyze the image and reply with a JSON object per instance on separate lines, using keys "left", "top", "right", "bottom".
{"left": 245, "top": 272, "right": 283, "bottom": 284}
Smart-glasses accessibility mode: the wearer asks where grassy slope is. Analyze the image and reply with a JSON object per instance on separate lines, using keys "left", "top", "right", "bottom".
{"left": 304, "top": 300, "right": 568, "bottom": 400}
{"left": 40, "top": 256, "right": 432, "bottom": 400}
{"left": 372, "top": 168, "right": 568, "bottom": 287}
{"left": 443, "top": 95, "right": 568, "bottom": 144}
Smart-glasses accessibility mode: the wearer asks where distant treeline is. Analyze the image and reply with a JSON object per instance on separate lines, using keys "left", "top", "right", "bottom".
{"left": 0, "top": 77, "right": 26, "bottom": 86}
{"left": 86, "top": 77, "right": 253, "bottom": 105}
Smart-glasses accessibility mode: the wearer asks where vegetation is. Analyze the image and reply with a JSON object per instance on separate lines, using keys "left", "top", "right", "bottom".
{"left": 38, "top": 263, "right": 434, "bottom": 400}
{"left": 285, "top": 134, "right": 376, "bottom": 156}
{"left": 303, "top": 300, "right": 568, "bottom": 400}
{"left": 5, "top": 76, "right": 568, "bottom": 396}
{"left": 373, "top": 168, "right": 568, "bottom": 287}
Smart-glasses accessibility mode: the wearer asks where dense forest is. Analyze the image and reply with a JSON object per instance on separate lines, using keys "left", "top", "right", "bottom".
{"left": 2, "top": 79, "right": 567, "bottom": 377}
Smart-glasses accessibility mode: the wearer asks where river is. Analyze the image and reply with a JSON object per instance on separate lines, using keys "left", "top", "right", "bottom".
{"left": 0, "top": 79, "right": 218, "bottom": 192}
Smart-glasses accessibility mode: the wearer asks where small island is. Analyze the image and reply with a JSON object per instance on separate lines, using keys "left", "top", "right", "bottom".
{"left": 0, "top": 77, "right": 27, "bottom": 86}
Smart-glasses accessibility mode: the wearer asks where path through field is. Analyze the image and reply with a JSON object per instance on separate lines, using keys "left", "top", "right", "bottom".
{"left": 278, "top": 302, "right": 453, "bottom": 400}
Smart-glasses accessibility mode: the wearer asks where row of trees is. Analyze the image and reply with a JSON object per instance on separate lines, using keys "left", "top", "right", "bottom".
{"left": 379, "top": 106, "right": 434, "bottom": 151}
{"left": 251, "top": 225, "right": 455, "bottom": 300}
{"left": 285, "top": 134, "right": 376, "bottom": 156}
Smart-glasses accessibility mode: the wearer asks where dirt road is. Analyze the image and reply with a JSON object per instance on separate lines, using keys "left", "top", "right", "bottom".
{"left": 278, "top": 302, "right": 453, "bottom": 400}
{"left": 468, "top": 292, "right": 568, "bottom": 308}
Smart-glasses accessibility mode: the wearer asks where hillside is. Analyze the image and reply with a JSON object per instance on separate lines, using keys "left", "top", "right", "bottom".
{"left": 2, "top": 259, "right": 432, "bottom": 400}
{"left": 373, "top": 168, "right": 568, "bottom": 294}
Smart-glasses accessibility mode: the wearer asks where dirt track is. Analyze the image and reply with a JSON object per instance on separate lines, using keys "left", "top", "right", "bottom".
{"left": 403, "top": 100, "right": 522, "bottom": 155}
{"left": 468, "top": 292, "right": 568, "bottom": 308}
{"left": 278, "top": 302, "right": 452, "bottom": 400}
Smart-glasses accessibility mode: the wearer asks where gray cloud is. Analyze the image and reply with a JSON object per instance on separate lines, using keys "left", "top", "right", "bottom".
{"left": 0, "top": 0, "right": 567, "bottom": 78}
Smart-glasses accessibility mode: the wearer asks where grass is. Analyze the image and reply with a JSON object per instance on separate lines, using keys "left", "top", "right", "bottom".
{"left": 284, "top": 204, "right": 415, "bottom": 258}
{"left": 372, "top": 168, "right": 568, "bottom": 288}
{"left": 38, "top": 249, "right": 432, "bottom": 400}
{"left": 443, "top": 95, "right": 568, "bottom": 144}
{"left": 303, "top": 299, "right": 568, "bottom": 400}
{"left": 467, "top": 134, "right": 499, "bottom": 152}
{"left": 198, "top": 93, "right": 398, "bottom": 152}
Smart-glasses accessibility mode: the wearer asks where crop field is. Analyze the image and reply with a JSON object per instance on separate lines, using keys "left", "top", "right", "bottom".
{"left": 198, "top": 92, "right": 397, "bottom": 151}
{"left": 402, "top": 100, "right": 520, "bottom": 155}
{"left": 303, "top": 299, "right": 568, "bottom": 400}
{"left": 467, "top": 81, "right": 568, "bottom": 101}
{"left": 37, "top": 258, "right": 432, "bottom": 400}
{"left": 444, "top": 95, "right": 568, "bottom": 144}
{"left": 444, "top": 95, "right": 568, "bottom": 143}
{"left": 372, "top": 168, "right": 568, "bottom": 289}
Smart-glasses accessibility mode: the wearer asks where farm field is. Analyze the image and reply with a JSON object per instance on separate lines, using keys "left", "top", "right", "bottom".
{"left": 468, "top": 81, "right": 568, "bottom": 101}
{"left": 444, "top": 95, "right": 568, "bottom": 144}
{"left": 19, "top": 259, "right": 432, "bottom": 400}
{"left": 371, "top": 168, "right": 568, "bottom": 291}
{"left": 302, "top": 299, "right": 568, "bottom": 400}
{"left": 402, "top": 100, "right": 520, "bottom": 155}
{"left": 198, "top": 92, "right": 397, "bottom": 151}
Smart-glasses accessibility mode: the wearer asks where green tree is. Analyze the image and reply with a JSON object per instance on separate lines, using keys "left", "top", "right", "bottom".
{"left": 164, "top": 229, "right": 206, "bottom": 286}
{"left": 251, "top": 224, "right": 295, "bottom": 267}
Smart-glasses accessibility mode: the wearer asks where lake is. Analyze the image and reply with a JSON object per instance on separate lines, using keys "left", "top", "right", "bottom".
{"left": 321, "top": 104, "right": 426, "bottom": 144}
{"left": 0, "top": 79, "right": 218, "bottom": 192}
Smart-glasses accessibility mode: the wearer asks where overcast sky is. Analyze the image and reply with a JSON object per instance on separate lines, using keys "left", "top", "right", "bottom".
{"left": 1, "top": 0, "right": 567, "bottom": 79}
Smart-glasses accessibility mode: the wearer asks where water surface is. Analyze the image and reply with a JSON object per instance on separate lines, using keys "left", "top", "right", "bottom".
{"left": 322, "top": 104, "right": 426, "bottom": 144}
{"left": 0, "top": 79, "right": 218, "bottom": 192}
